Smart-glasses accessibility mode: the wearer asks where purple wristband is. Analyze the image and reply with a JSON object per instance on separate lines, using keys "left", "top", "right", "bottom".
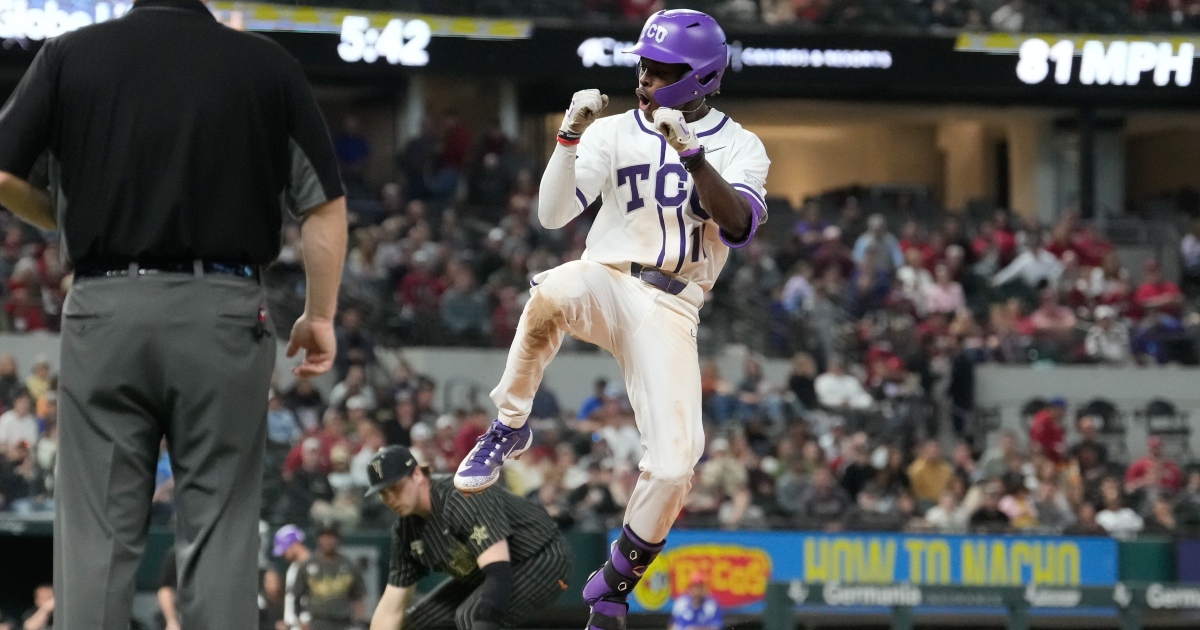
{"left": 719, "top": 191, "right": 765, "bottom": 249}
{"left": 679, "top": 147, "right": 703, "bottom": 158}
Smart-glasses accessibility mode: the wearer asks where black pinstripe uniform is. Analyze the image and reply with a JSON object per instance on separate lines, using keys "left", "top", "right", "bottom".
{"left": 389, "top": 476, "right": 572, "bottom": 630}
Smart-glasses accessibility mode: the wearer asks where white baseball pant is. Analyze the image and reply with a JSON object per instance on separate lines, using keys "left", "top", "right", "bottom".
{"left": 490, "top": 259, "right": 705, "bottom": 542}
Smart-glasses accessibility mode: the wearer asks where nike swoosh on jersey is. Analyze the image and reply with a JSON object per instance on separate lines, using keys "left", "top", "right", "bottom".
{"left": 705, "top": 146, "right": 727, "bottom": 154}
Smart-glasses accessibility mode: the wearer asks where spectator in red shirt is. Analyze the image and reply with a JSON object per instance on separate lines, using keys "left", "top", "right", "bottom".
{"left": 282, "top": 408, "right": 349, "bottom": 477}
{"left": 35, "top": 242, "right": 66, "bottom": 321}
{"left": 1091, "top": 252, "right": 1132, "bottom": 314}
{"left": 619, "top": 0, "right": 662, "bottom": 20}
{"left": 812, "top": 226, "right": 856, "bottom": 280}
{"left": 899, "top": 220, "right": 934, "bottom": 264}
{"left": 987, "top": 212, "right": 1020, "bottom": 266}
{"left": 1045, "top": 223, "right": 1078, "bottom": 262}
{"left": 4, "top": 280, "right": 47, "bottom": 333}
{"left": 439, "top": 111, "right": 472, "bottom": 172}
{"left": 1026, "top": 289, "right": 1077, "bottom": 357}
{"left": 1073, "top": 225, "right": 1111, "bottom": 268}
{"left": 453, "top": 407, "right": 491, "bottom": 464}
{"left": 1029, "top": 398, "right": 1067, "bottom": 464}
{"left": 1134, "top": 260, "right": 1183, "bottom": 318}
{"left": 434, "top": 413, "right": 463, "bottom": 469}
{"left": 793, "top": 0, "right": 831, "bottom": 22}
{"left": 397, "top": 250, "right": 445, "bottom": 315}
{"left": 1126, "top": 435, "right": 1183, "bottom": 493}
{"left": 922, "top": 231, "right": 948, "bottom": 271}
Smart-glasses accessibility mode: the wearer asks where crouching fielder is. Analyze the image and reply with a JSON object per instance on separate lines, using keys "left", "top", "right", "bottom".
{"left": 454, "top": 9, "right": 770, "bottom": 630}
{"left": 369, "top": 446, "right": 571, "bottom": 630}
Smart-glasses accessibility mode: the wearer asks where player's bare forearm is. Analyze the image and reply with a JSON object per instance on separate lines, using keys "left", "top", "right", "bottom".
{"left": 0, "top": 171, "right": 55, "bottom": 230}
{"left": 477, "top": 539, "right": 511, "bottom": 567}
{"left": 371, "top": 585, "right": 413, "bottom": 630}
{"left": 691, "top": 161, "right": 752, "bottom": 243}
{"left": 156, "top": 587, "right": 179, "bottom": 627}
{"left": 299, "top": 197, "right": 348, "bottom": 322}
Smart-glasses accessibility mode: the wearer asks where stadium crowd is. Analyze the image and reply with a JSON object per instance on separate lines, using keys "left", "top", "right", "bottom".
{"left": 2, "top": 343, "right": 1199, "bottom": 540}
{"left": 284, "top": 0, "right": 1200, "bottom": 34}
{"left": 3, "top": 114, "right": 1200, "bottom": 539}
{"left": 6, "top": 111, "right": 1200, "bottom": 369}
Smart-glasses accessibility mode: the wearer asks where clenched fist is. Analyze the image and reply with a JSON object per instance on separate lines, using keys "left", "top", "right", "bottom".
{"left": 653, "top": 108, "right": 699, "bottom": 155}
{"left": 560, "top": 89, "right": 609, "bottom": 136}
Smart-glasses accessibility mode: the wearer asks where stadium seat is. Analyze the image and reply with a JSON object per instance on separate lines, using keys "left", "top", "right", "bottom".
{"left": 1137, "top": 398, "right": 1193, "bottom": 460}
{"left": 1077, "top": 397, "right": 1128, "bottom": 462}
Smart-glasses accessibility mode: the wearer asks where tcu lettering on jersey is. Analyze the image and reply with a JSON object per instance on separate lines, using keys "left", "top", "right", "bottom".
{"left": 572, "top": 108, "right": 770, "bottom": 293}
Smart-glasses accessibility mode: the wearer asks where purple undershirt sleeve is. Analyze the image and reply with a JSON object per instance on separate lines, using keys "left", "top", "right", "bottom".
{"left": 719, "top": 191, "right": 766, "bottom": 249}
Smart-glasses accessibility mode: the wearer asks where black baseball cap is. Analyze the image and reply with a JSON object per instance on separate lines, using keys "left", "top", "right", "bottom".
{"left": 364, "top": 445, "right": 419, "bottom": 497}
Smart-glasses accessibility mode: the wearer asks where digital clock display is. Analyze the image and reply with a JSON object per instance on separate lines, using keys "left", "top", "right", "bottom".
{"left": 337, "top": 15, "right": 430, "bottom": 66}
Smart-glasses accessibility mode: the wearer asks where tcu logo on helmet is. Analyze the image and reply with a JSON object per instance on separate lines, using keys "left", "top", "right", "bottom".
{"left": 644, "top": 23, "right": 668, "bottom": 43}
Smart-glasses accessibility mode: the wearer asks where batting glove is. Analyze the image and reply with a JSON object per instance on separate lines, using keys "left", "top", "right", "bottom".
{"left": 653, "top": 107, "right": 700, "bottom": 155}
{"left": 559, "top": 89, "right": 609, "bottom": 140}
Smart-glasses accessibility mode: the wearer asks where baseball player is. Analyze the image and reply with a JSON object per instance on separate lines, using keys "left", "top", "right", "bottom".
{"left": 273, "top": 524, "right": 314, "bottom": 630}
{"left": 280, "top": 524, "right": 368, "bottom": 630}
{"left": 368, "top": 446, "right": 571, "bottom": 630}
{"left": 454, "top": 9, "right": 769, "bottom": 630}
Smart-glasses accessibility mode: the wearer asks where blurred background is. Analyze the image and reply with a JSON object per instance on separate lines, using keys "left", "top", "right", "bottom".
{"left": 4, "top": 0, "right": 1200, "bottom": 628}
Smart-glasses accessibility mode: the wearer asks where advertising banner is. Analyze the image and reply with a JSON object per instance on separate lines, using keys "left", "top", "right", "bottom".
{"left": 611, "top": 529, "right": 1119, "bottom": 613}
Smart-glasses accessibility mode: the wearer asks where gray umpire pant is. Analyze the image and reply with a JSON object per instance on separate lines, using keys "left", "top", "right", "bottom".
{"left": 54, "top": 271, "right": 276, "bottom": 630}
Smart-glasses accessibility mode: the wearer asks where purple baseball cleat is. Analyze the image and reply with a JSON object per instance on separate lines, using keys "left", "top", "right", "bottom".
{"left": 453, "top": 419, "right": 532, "bottom": 493}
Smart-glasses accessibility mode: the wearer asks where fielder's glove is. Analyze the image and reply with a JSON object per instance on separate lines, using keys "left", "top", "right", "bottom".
{"left": 559, "top": 89, "right": 609, "bottom": 141}
{"left": 653, "top": 107, "right": 699, "bottom": 155}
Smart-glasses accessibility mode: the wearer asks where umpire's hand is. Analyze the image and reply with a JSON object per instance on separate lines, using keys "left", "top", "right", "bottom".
{"left": 287, "top": 314, "right": 336, "bottom": 377}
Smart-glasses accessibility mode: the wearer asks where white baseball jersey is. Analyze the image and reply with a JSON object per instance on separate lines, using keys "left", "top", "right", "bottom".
{"left": 489, "top": 105, "right": 771, "bottom": 542}
{"left": 572, "top": 107, "right": 770, "bottom": 293}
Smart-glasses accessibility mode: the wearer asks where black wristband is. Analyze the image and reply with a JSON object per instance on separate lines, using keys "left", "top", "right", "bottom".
{"left": 557, "top": 129, "right": 582, "bottom": 145}
{"left": 680, "top": 146, "right": 707, "bottom": 172}
{"left": 473, "top": 561, "right": 514, "bottom": 624}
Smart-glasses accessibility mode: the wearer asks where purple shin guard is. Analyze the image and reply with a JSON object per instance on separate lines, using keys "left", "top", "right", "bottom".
{"left": 583, "top": 526, "right": 666, "bottom": 630}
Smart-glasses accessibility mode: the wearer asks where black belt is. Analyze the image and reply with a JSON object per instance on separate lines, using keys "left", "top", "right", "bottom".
{"left": 630, "top": 262, "right": 688, "bottom": 296}
{"left": 74, "top": 260, "right": 260, "bottom": 281}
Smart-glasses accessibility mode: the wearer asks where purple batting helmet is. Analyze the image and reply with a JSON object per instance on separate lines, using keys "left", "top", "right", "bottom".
{"left": 273, "top": 524, "right": 305, "bottom": 557}
{"left": 624, "top": 9, "right": 728, "bottom": 109}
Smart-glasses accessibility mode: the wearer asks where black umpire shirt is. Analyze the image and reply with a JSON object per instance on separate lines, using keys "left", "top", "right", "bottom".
{"left": 0, "top": 0, "right": 343, "bottom": 267}
{"left": 389, "top": 477, "right": 563, "bottom": 587}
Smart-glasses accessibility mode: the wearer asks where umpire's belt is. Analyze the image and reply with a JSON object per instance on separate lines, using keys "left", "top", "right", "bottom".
{"left": 75, "top": 260, "right": 260, "bottom": 281}
{"left": 630, "top": 262, "right": 688, "bottom": 296}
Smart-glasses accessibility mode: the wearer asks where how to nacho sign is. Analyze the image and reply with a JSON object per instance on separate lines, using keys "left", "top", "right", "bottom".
{"left": 615, "top": 530, "right": 1117, "bottom": 613}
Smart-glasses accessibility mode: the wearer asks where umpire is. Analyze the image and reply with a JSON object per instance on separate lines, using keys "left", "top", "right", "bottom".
{"left": 0, "top": 0, "right": 348, "bottom": 628}
{"left": 366, "top": 446, "right": 572, "bottom": 630}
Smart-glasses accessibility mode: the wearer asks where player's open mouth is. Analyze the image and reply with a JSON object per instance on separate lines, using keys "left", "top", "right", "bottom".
{"left": 637, "top": 89, "right": 652, "bottom": 111}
